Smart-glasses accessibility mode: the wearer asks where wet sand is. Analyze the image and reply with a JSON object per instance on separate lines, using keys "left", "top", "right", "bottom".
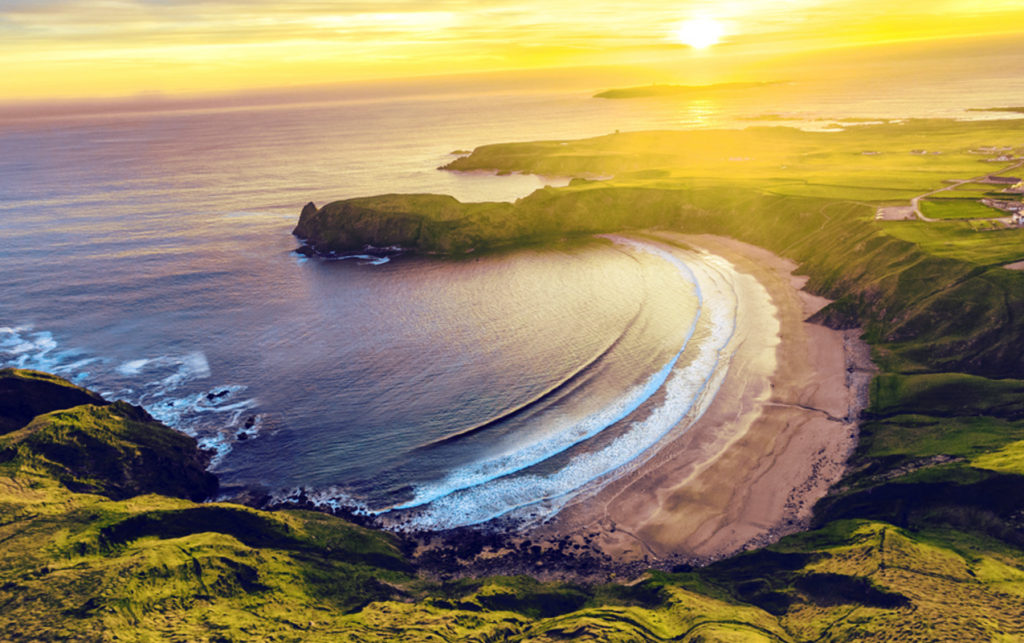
{"left": 534, "top": 233, "right": 873, "bottom": 564}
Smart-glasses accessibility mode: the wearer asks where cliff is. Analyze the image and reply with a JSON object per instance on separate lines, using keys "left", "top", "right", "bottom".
{"left": 0, "top": 368, "right": 217, "bottom": 500}
{"left": 292, "top": 195, "right": 515, "bottom": 254}
{"left": 292, "top": 184, "right": 694, "bottom": 256}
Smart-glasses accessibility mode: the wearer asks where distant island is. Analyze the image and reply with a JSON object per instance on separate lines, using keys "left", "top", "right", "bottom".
{"left": 593, "top": 81, "right": 783, "bottom": 99}
{"left": 968, "top": 106, "right": 1024, "bottom": 114}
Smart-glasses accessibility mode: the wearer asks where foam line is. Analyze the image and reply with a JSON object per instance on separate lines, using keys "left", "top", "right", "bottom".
{"left": 416, "top": 304, "right": 643, "bottom": 450}
{"left": 384, "top": 250, "right": 701, "bottom": 514}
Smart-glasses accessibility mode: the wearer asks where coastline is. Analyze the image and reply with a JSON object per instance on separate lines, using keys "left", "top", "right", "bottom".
{"left": 256, "top": 232, "right": 875, "bottom": 579}
{"left": 270, "top": 232, "right": 875, "bottom": 578}
{"left": 531, "top": 232, "right": 874, "bottom": 565}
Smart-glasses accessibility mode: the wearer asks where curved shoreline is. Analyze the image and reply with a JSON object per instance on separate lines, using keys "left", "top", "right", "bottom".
{"left": 381, "top": 237, "right": 728, "bottom": 529}
{"left": 530, "top": 232, "right": 872, "bottom": 564}
{"left": 265, "top": 233, "right": 871, "bottom": 572}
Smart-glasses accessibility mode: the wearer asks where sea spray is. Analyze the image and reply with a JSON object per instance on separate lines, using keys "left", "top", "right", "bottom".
{"left": 0, "top": 325, "right": 259, "bottom": 466}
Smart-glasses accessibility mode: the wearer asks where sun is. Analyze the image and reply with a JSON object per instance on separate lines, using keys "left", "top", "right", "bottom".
{"left": 673, "top": 18, "right": 724, "bottom": 50}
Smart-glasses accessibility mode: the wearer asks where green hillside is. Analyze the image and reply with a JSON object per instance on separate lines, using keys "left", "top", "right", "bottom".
{"left": 2, "top": 369, "right": 1022, "bottom": 640}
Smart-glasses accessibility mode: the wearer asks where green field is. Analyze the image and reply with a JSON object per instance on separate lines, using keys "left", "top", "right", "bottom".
{"left": 949, "top": 182, "right": 1009, "bottom": 197}
{"left": 880, "top": 220, "right": 1024, "bottom": 264}
{"left": 920, "top": 197, "right": 1008, "bottom": 219}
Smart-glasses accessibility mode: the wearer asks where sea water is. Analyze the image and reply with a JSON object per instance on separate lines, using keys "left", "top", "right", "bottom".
{"left": 3, "top": 38, "right": 1023, "bottom": 529}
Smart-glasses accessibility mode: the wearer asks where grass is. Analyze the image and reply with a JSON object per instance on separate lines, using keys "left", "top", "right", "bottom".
{"left": 0, "top": 367, "right": 107, "bottom": 433}
{"left": 310, "top": 119, "right": 1024, "bottom": 269}
{"left": 879, "top": 219, "right": 1024, "bottom": 265}
{"left": 869, "top": 372, "right": 1024, "bottom": 418}
{"left": 920, "top": 197, "right": 1006, "bottom": 219}
{"left": 858, "top": 415, "right": 1024, "bottom": 461}
{"left": 973, "top": 440, "right": 1024, "bottom": 475}
{"left": 1, "top": 401, "right": 217, "bottom": 501}
{"left": 3, "top": 376, "right": 1024, "bottom": 639}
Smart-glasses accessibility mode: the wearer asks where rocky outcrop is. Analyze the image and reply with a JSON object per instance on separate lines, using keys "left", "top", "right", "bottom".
{"left": 0, "top": 369, "right": 218, "bottom": 501}
{"left": 289, "top": 186, "right": 684, "bottom": 256}
{"left": 294, "top": 198, "right": 425, "bottom": 252}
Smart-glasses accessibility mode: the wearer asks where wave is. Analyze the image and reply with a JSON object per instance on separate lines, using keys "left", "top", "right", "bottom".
{"left": 380, "top": 245, "right": 701, "bottom": 516}
{"left": 331, "top": 254, "right": 392, "bottom": 265}
{"left": 416, "top": 304, "right": 643, "bottom": 450}
{"left": 374, "top": 237, "right": 743, "bottom": 530}
{"left": 0, "top": 326, "right": 91, "bottom": 381}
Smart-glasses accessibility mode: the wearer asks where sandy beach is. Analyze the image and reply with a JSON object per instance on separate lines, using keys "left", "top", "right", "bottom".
{"left": 533, "top": 233, "right": 874, "bottom": 564}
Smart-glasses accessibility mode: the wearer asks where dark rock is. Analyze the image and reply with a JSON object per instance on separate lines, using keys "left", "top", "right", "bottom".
{"left": 301, "top": 201, "right": 318, "bottom": 218}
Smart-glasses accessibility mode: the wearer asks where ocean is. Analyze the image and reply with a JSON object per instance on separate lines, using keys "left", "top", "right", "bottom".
{"left": 3, "top": 38, "right": 1023, "bottom": 529}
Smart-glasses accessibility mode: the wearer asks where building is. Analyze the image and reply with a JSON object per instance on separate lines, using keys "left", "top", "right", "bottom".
{"left": 986, "top": 175, "right": 1021, "bottom": 184}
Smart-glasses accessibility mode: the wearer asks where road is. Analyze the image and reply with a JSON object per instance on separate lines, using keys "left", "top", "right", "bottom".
{"left": 910, "top": 159, "right": 1024, "bottom": 222}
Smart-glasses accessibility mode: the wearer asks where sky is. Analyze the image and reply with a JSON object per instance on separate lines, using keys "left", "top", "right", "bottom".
{"left": 2, "top": 0, "right": 1023, "bottom": 100}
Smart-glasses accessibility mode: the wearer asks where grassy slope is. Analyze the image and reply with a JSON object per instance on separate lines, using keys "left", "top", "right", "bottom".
{"left": 5, "top": 119, "right": 1024, "bottom": 640}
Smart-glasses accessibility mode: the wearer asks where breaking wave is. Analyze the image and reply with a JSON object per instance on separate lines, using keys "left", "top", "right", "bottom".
{"left": 0, "top": 325, "right": 259, "bottom": 465}
{"left": 366, "top": 237, "right": 744, "bottom": 530}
